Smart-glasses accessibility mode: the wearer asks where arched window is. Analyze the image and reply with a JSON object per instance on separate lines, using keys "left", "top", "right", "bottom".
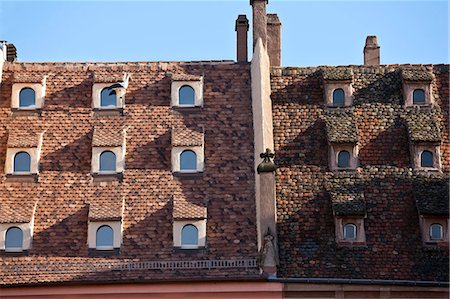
{"left": 413, "top": 89, "right": 425, "bottom": 104}
{"left": 181, "top": 224, "right": 198, "bottom": 246}
{"left": 19, "top": 88, "right": 36, "bottom": 108}
{"left": 96, "top": 225, "right": 114, "bottom": 249}
{"left": 99, "top": 151, "right": 116, "bottom": 172}
{"left": 337, "top": 150, "right": 350, "bottom": 168}
{"left": 5, "top": 227, "right": 23, "bottom": 251}
{"left": 430, "top": 223, "right": 443, "bottom": 240}
{"left": 179, "top": 85, "right": 195, "bottom": 106}
{"left": 180, "top": 150, "right": 197, "bottom": 172}
{"left": 100, "top": 87, "right": 117, "bottom": 108}
{"left": 343, "top": 223, "right": 357, "bottom": 241}
{"left": 332, "top": 88, "right": 345, "bottom": 106}
{"left": 420, "top": 150, "right": 433, "bottom": 167}
{"left": 14, "top": 152, "right": 31, "bottom": 173}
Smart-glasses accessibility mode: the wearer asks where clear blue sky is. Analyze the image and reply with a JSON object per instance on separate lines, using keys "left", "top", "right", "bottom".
{"left": 0, "top": 1, "right": 448, "bottom": 66}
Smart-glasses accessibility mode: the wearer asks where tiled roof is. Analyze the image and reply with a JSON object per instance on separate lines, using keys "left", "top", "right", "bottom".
{"left": 92, "top": 126, "right": 125, "bottom": 147}
{"left": 322, "top": 68, "right": 353, "bottom": 81}
{"left": 7, "top": 131, "right": 42, "bottom": 148}
{"left": 93, "top": 72, "right": 125, "bottom": 83}
{"left": 401, "top": 68, "right": 434, "bottom": 82}
{"left": 0, "top": 200, "right": 37, "bottom": 223}
{"left": 323, "top": 110, "right": 359, "bottom": 143}
{"left": 329, "top": 191, "right": 366, "bottom": 216}
{"left": 171, "top": 126, "right": 204, "bottom": 147}
{"left": 169, "top": 73, "right": 202, "bottom": 81}
{"left": 414, "top": 179, "right": 449, "bottom": 216}
{"left": 88, "top": 189, "right": 124, "bottom": 221}
{"left": 173, "top": 198, "right": 207, "bottom": 220}
{"left": 13, "top": 73, "right": 45, "bottom": 83}
{"left": 405, "top": 111, "right": 441, "bottom": 142}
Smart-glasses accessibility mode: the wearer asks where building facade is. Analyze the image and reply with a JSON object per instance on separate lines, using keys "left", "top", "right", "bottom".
{"left": 0, "top": 1, "right": 448, "bottom": 298}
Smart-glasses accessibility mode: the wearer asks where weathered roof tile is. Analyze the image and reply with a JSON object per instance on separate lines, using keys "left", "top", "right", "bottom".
{"left": 401, "top": 68, "right": 433, "bottom": 82}
{"left": 414, "top": 179, "right": 449, "bottom": 216}
{"left": 7, "top": 131, "right": 42, "bottom": 148}
{"left": 323, "top": 110, "right": 359, "bottom": 143}
{"left": 173, "top": 198, "right": 207, "bottom": 220}
{"left": 88, "top": 189, "right": 124, "bottom": 221}
{"left": 171, "top": 126, "right": 204, "bottom": 147}
{"left": 322, "top": 68, "right": 353, "bottom": 81}
{"left": 405, "top": 111, "right": 441, "bottom": 142}
{"left": 92, "top": 126, "right": 125, "bottom": 147}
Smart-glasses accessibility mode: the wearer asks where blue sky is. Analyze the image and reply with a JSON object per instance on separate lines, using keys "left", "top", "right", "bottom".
{"left": 0, "top": 1, "right": 448, "bottom": 66}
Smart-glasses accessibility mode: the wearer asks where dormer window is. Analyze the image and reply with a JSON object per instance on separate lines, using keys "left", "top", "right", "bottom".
{"left": 430, "top": 223, "right": 443, "bottom": 241}
{"left": 170, "top": 74, "right": 203, "bottom": 108}
{"left": 96, "top": 225, "right": 114, "bottom": 250}
{"left": 171, "top": 126, "right": 204, "bottom": 175}
{"left": 332, "top": 88, "right": 345, "bottom": 106}
{"left": 337, "top": 150, "right": 350, "bottom": 168}
{"left": 413, "top": 89, "right": 426, "bottom": 104}
{"left": 100, "top": 88, "right": 117, "bottom": 108}
{"left": 420, "top": 150, "right": 434, "bottom": 168}
{"left": 91, "top": 126, "right": 126, "bottom": 179}
{"left": 5, "top": 227, "right": 23, "bottom": 252}
{"left": 19, "top": 88, "right": 36, "bottom": 108}
{"left": 13, "top": 152, "right": 31, "bottom": 173}
{"left": 179, "top": 85, "right": 196, "bottom": 106}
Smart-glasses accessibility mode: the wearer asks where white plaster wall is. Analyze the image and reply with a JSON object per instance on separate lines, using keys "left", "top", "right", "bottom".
{"left": 0, "top": 222, "right": 34, "bottom": 251}
{"left": 11, "top": 82, "right": 46, "bottom": 109}
{"left": 91, "top": 146, "right": 125, "bottom": 174}
{"left": 171, "top": 80, "right": 203, "bottom": 107}
{"left": 171, "top": 146, "right": 204, "bottom": 173}
{"left": 173, "top": 220, "right": 207, "bottom": 249}
{"left": 251, "top": 38, "right": 275, "bottom": 250}
{"left": 92, "top": 83, "right": 125, "bottom": 109}
{"left": 87, "top": 221, "right": 122, "bottom": 249}
{"left": 5, "top": 147, "right": 41, "bottom": 175}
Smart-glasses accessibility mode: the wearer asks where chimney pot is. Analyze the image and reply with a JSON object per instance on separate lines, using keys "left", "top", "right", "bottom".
{"left": 267, "top": 13, "right": 282, "bottom": 66}
{"left": 6, "top": 44, "right": 17, "bottom": 62}
{"left": 364, "top": 35, "right": 380, "bottom": 66}
{"left": 235, "top": 15, "right": 249, "bottom": 62}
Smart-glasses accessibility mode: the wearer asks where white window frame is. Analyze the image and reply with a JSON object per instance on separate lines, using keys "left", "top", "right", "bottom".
{"left": 171, "top": 79, "right": 203, "bottom": 108}
{"left": 11, "top": 82, "right": 46, "bottom": 110}
{"left": 0, "top": 222, "right": 34, "bottom": 252}
{"left": 171, "top": 146, "right": 204, "bottom": 173}
{"left": 91, "top": 147, "right": 125, "bottom": 175}
{"left": 173, "top": 220, "right": 206, "bottom": 249}
{"left": 88, "top": 221, "right": 122, "bottom": 250}
{"left": 92, "top": 83, "right": 125, "bottom": 110}
{"left": 5, "top": 148, "right": 40, "bottom": 175}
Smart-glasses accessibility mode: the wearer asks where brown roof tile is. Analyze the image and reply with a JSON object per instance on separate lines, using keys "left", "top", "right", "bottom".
{"left": 0, "top": 200, "right": 37, "bottom": 223}
{"left": 7, "top": 131, "right": 42, "bottom": 148}
{"left": 323, "top": 109, "right": 359, "bottom": 143}
{"left": 169, "top": 73, "right": 203, "bottom": 81}
{"left": 88, "top": 189, "right": 124, "bottom": 221}
{"left": 173, "top": 199, "right": 207, "bottom": 220}
{"left": 92, "top": 126, "right": 125, "bottom": 147}
{"left": 171, "top": 126, "right": 204, "bottom": 147}
{"left": 13, "top": 73, "right": 45, "bottom": 83}
{"left": 93, "top": 72, "right": 125, "bottom": 83}
{"left": 414, "top": 178, "right": 449, "bottom": 216}
{"left": 405, "top": 110, "right": 441, "bottom": 142}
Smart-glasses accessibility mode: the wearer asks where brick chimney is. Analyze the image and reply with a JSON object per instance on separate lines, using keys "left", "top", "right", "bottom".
{"left": 6, "top": 44, "right": 17, "bottom": 62}
{"left": 250, "top": 0, "right": 268, "bottom": 50}
{"left": 267, "top": 14, "right": 281, "bottom": 66}
{"left": 364, "top": 36, "right": 380, "bottom": 65}
{"left": 235, "top": 15, "right": 249, "bottom": 62}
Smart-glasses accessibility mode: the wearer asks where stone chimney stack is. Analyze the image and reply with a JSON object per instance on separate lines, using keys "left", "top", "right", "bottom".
{"left": 6, "top": 44, "right": 17, "bottom": 62}
{"left": 364, "top": 36, "right": 380, "bottom": 65}
{"left": 267, "top": 14, "right": 281, "bottom": 67}
{"left": 251, "top": 0, "right": 268, "bottom": 50}
{"left": 235, "top": 15, "right": 249, "bottom": 62}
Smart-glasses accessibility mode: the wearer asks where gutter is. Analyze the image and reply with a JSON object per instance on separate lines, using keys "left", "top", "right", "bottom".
{"left": 267, "top": 277, "right": 450, "bottom": 287}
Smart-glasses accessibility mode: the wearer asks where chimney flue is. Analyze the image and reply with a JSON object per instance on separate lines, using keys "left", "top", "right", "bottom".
{"left": 364, "top": 36, "right": 380, "bottom": 65}
{"left": 235, "top": 15, "right": 249, "bottom": 62}
{"left": 267, "top": 13, "right": 281, "bottom": 66}
{"left": 6, "top": 44, "right": 17, "bottom": 62}
{"left": 250, "top": 0, "right": 268, "bottom": 50}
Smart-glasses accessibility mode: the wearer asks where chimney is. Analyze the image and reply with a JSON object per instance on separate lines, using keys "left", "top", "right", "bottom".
{"left": 364, "top": 36, "right": 380, "bottom": 65}
{"left": 250, "top": 0, "right": 268, "bottom": 50}
{"left": 267, "top": 14, "right": 281, "bottom": 66}
{"left": 6, "top": 44, "right": 17, "bottom": 62}
{"left": 235, "top": 15, "right": 249, "bottom": 62}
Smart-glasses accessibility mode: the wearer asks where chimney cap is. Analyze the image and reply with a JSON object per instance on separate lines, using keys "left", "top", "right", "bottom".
{"left": 250, "top": 0, "right": 268, "bottom": 5}
{"left": 267, "top": 14, "right": 281, "bottom": 25}
{"left": 235, "top": 14, "right": 249, "bottom": 31}
{"left": 6, "top": 43, "right": 17, "bottom": 62}
{"left": 365, "top": 36, "right": 379, "bottom": 48}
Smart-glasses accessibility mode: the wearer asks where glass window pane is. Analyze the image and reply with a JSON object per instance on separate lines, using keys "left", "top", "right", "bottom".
{"left": 343, "top": 224, "right": 356, "bottom": 241}
{"left": 413, "top": 89, "right": 425, "bottom": 104}
{"left": 19, "top": 88, "right": 36, "bottom": 107}
{"left": 96, "top": 225, "right": 114, "bottom": 247}
{"left": 14, "top": 152, "right": 31, "bottom": 172}
{"left": 5, "top": 227, "right": 23, "bottom": 249}
{"left": 337, "top": 150, "right": 350, "bottom": 168}
{"left": 180, "top": 150, "right": 197, "bottom": 171}
{"left": 179, "top": 85, "right": 195, "bottom": 106}
{"left": 430, "top": 224, "right": 443, "bottom": 240}
{"left": 100, "top": 88, "right": 117, "bottom": 107}
{"left": 99, "top": 151, "right": 116, "bottom": 172}
{"left": 332, "top": 89, "right": 345, "bottom": 106}
{"left": 181, "top": 224, "right": 198, "bottom": 245}
{"left": 421, "top": 150, "right": 433, "bottom": 167}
